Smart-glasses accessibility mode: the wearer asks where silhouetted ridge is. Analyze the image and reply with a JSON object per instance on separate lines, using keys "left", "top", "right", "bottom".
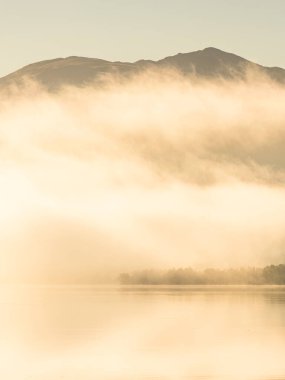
{"left": 1, "top": 47, "right": 285, "bottom": 91}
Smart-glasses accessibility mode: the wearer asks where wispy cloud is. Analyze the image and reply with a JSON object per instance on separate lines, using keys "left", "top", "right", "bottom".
{"left": 1, "top": 70, "right": 285, "bottom": 282}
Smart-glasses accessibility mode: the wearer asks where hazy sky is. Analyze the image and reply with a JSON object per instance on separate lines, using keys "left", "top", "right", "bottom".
{"left": 0, "top": 0, "right": 285, "bottom": 77}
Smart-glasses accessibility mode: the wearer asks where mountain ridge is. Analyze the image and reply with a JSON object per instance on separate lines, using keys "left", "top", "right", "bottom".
{"left": 1, "top": 47, "right": 285, "bottom": 91}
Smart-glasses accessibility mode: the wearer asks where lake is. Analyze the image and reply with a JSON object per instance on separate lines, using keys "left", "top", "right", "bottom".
{"left": 0, "top": 285, "right": 285, "bottom": 380}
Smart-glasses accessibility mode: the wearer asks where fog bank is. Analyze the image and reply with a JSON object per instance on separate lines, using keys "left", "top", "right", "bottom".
{"left": 1, "top": 71, "right": 285, "bottom": 282}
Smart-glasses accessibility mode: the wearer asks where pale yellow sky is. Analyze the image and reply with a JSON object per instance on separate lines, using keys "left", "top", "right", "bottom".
{"left": 0, "top": 0, "right": 285, "bottom": 77}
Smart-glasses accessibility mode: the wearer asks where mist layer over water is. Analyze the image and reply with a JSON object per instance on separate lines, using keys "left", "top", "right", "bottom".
{"left": 1, "top": 285, "right": 285, "bottom": 380}
{"left": 1, "top": 71, "right": 285, "bottom": 282}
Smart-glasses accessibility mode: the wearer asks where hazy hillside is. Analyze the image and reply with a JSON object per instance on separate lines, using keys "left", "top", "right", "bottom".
{"left": 1, "top": 47, "right": 285, "bottom": 91}
{"left": 2, "top": 47, "right": 285, "bottom": 282}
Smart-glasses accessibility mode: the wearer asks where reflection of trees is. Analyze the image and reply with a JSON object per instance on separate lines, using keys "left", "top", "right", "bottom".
{"left": 119, "top": 265, "right": 285, "bottom": 285}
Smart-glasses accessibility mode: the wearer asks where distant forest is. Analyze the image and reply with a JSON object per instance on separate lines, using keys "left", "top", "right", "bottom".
{"left": 119, "top": 265, "right": 285, "bottom": 285}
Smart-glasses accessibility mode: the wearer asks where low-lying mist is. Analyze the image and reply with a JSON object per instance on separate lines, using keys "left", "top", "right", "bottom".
{"left": 1, "top": 69, "right": 285, "bottom": 283}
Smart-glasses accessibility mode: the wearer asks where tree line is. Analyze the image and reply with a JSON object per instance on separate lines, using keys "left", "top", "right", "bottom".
{"left": 119, "top": 264, "right": 285, "bottom": 285}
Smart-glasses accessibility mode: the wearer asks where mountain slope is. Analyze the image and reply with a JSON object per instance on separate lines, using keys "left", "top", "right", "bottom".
{"left": 1, "top": 47, "right": 285, "bottom": 91}
{"left": 156, "top": 47, "right": 285, "bottom": 81}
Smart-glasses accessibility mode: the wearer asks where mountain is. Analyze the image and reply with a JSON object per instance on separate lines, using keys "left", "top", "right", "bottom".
{"left": 1, "top": 47, "right": 285, "bottom": 91}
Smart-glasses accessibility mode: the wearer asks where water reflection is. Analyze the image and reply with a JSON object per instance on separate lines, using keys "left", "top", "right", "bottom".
{"left": 0, "top": 285, "right": 285, "bottom": 380}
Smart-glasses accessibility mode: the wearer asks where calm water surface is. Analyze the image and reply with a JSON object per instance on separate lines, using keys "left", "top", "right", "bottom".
{"left": 0, "top": 285, "right": 285, "bottom": 380}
